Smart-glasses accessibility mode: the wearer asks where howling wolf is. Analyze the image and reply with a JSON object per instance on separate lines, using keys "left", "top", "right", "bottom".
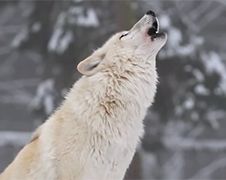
{"left": 0, "top": 10, "right": 167, "bottom": 180}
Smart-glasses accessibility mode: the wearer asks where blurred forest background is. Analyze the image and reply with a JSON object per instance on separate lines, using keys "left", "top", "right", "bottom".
{"left": 0, "top": 0, "right": 226, "bottom": 179}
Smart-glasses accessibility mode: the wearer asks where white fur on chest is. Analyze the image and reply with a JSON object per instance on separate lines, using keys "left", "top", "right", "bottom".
{"left": 60, "top": 72, "right": 155, "bottom": 180}
{"left": 39, "top": 62, "right": 158, "bottom": 180}
{"left": 76, "top": 127, "right": 140, "bottom": 180}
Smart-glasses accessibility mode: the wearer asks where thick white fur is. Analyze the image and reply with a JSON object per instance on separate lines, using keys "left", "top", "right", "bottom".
{"left": 0, "top": 14, "right": 167, "bottom": 180}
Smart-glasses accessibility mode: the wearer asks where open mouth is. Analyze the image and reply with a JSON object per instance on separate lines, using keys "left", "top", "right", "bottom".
{"left": 147, "top": 18, "right": 165, "bottom": 40}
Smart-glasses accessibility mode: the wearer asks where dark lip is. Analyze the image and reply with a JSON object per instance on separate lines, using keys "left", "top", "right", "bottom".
{"left": 147, "top": 19, "right": 159, "bottom": 36}
{"left": 147, "top": 18, "right": 165, "bottom": 40}
{"left": 147, "top": 27, "right": 157, "bottom": 36}
{"left": 147, "top": 23, "right": 166, "bottom": 41}
{"left": 150, "top": 32, "right": 166, "bottom": 40}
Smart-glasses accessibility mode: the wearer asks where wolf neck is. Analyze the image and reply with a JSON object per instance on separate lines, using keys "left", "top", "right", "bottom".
{"left": 65, "top": 64, "right": 157, "bottom": 137}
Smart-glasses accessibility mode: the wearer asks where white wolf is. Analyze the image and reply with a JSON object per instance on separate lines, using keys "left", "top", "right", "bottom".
{"left": 0, "top": 10, "right": 167, "bottom": 180}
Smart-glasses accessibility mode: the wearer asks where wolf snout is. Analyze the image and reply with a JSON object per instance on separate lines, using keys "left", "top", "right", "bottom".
{"left": 130, "top": 10, "right": 166, "bottom": 41}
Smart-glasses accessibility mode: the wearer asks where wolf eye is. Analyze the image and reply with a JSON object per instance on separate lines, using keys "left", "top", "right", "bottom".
{"left": 119, "top": 32, "right": 129, "bottom": 39}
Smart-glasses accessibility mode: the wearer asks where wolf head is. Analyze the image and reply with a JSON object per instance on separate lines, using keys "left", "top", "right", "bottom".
{"left": 77, "top": 10, "right": 167, "bottom": 76}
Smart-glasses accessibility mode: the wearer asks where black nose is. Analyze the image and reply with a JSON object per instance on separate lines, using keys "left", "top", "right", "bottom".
{"left": 146, "top": 10, "right": 156, "bottom": 17}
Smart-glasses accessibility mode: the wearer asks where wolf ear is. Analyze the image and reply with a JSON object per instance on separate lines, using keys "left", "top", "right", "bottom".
{"left": 77, "top": 57, "right": 102, "bottom": 76}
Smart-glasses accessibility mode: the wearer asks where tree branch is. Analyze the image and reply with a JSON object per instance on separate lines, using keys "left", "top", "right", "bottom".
{"left": 163, "top": 137, "right": 226, "bottom": 151}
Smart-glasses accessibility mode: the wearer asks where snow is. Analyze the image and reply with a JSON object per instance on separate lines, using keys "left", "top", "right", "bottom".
{"left": 48, "top": 7, "right": 98, "bottom": 54}
{"left": 169, "top": 28, "right": 182, "bottom": 47}
{"left": 48, "top": 28, "right": 63, "bottom": 53}
{"left": 58, "top": 31, "right": 73, "bottom": 54}
{"left": 192, "top": 69, "right": 204, "bottom": 82}
{"left": 159, "top": 12, "right": 204, "bottom": 59}
{"left": 68, "top": 7, "right": 99, "bottom": 27}
{"left": 44, "top": 95, "right": 55, "bottom": 116}
{"left": 11, "top": 28, "right": 28, "bottom": 48}
{"left": 173, "top": 35, "right": 203, "bottom": 56}
{"left": 183, "top": 97, "right": 194, "bottom": 110}
{"left": 194, "top": 84, "right": 209, "bottom": 95}
{"left": 138, "top": 147, "right": 157, "bottom": 179}
{"left": 162, "top": 117, "right": 226, "bottom": 152}
{"left": 202, "top": 51, "right": 225, "bottom": 74}
{"left": 48, "top": 12, "right": 67, "bottom": 54}
{"left": 206, "top": 110, "right": 226, "bottom": 129}
{"left": 159, "top": 14, "right": 171, "bottom": 29}
{"left": 48, "top": 30, "right": 73, "bottom": 54}
{"left": 161, "top": 27, "right": 203, "bottom": 58}
{"left": 69, "top": 7, "right": 83, "bottom": 15}
{"left": 163, "top": 136, "right": 226, "bottom": 151}
{"left": 30, "top": 79, "right": 55, "bottom": 115}
{"left": 202, "top": 51, "right": 226, "bottom": 94}
{"left": 206, "top": 110, "right": 225, "bottom": 121}
{"left": 75, "top": 8, "right": 99, "bottom": 27}
{"left": 31, "top": 22, "right": 41, "bottom": 33}
{"left": 177, "top": 44, "right": 195, "bottom": 56}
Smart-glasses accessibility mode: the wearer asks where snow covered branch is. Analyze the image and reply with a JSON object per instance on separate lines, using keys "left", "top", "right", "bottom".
{"left": 190, "top": 157, "right": 226, "bottom": 179}
{"left": 163, "top": 137, "right": 226, "bottom": 151}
